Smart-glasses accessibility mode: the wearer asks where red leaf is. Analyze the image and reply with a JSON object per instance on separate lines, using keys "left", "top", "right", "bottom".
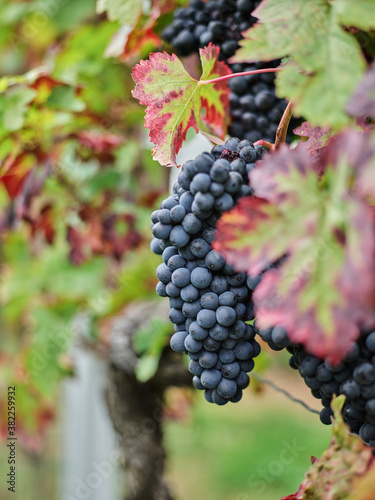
{"left": 0, "top": 153, "right": 36, "bottom": 198}
{"left": 76, "top": 131, "right": 123, "bottom": 154}
{"left": 132, "top": 45, "right": 230, "bottom": 166}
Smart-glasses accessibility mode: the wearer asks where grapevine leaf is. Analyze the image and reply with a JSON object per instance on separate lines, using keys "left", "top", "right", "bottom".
{"left": 213, "top": 133, "right": 375, "bottom": 362}
{"left": 96, "top": 0, "right": 143, "bottom": 26}
{"left": 232, "top": 0, "right": 366, "bottom": 128}
{"left": 0, "top": 152, "right": 36, "bottom": 198}
{"left": 294, "top": 122, "right": 332, "bottom": 172}
{"left": 132, "top": 45, "right": 230, "bottom": 166}
{"left": 333, "top": 0, "right": 375, "bottom": 30}
{"left": 281, "top": 396, "right": 374, "bottom": 500}
{"left": 347, "top": 62, "right": 375, "bottom": 119}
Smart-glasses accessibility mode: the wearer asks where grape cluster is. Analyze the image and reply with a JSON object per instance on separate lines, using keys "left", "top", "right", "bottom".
{"left": 162, "top": 0, "right": 259, "bottom": 59}
{"left": 256, "top": 322, "right": 375, "bottom": 447}
{"left": 162, "top": 0, "right": 297, "bottom": 143}
{"left": 151, "top": 137, "right": 264, "bottom": 405}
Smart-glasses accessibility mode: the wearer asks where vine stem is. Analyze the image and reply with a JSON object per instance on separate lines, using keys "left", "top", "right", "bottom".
{"left": 199, "top": 67, "right": 280, "bottom": 86}
{"left": 274, "top": 100, "right": 293, "bottom": 150}
{"left": 252, "top": 371, "right": 321, "bottom": 416}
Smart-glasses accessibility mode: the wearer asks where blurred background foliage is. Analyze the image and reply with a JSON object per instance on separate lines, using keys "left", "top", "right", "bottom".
{"left": 0, "top": 1, "right": 331, "bottom": 499}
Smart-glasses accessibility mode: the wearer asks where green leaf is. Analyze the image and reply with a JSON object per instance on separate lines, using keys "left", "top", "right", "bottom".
{"left": 0, "top": 87, "right": 36, "bottom": 131}
{"left": 46, "top": 86, "right": 85, "bottom": 112}
{"left": 233, "top": 0, "right": 366, "bottom": 128}
{"left": 134, "top": 317, "right": 171, "bottom": 382}
{"left": 96, "top": 0, "right": 143, "bottom": 26}
{"left": 333, "top": 0, "right": 375, "bottom": 30}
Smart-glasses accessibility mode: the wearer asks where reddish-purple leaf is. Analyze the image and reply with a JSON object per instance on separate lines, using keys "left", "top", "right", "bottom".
{"left": 294, "top": 121, "right": 332, "bottom": 173}
{"left": 347, "top": 61, "right": 375, "bottom": 119}
{"left": 213, "top": 131, "right": 375, "bottom": 363}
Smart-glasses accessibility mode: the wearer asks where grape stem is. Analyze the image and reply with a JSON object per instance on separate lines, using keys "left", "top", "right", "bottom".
{"left": 254, "top": 101, "right": 293, "bottom": 151}
{"left": 274, "top": 100, "right": 293, "bottom": 150}
{"left": 199, "top": 67, "right": 280, "bottom": 85}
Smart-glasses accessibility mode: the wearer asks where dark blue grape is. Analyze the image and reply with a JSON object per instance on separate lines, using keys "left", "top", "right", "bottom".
{"left": 200, "top": 292, "right": 219, "bottom": 310}
{"left": 170, "top": 204, "right": 186, "bottom": 223}
{"left": 216, "top": 306, "right": 236, "bottom": 327}
{"left": 182, "top": 213, "right": 202, "bottom": 234}
{"left": 152, "top": 222, "right": 172, "bottom": 240}
{"left": 205, "top": 250, "right": 225, "bottom": 270}
{"left": 199, "top": 351, "right": 218, "bottom": 369}
{"left": 189, "top": 320, "right": 208, "bottom": 341}
{"left": 201, "top": 369, "right": 222, "bottom": 389}
{"left": 180, "top": 284, "right": 199, "bottom": 303}
{"left": 221, "top": 361, "right": 240, "bottom": 379}
{"left": 197, "top": 309, "right": 217, "bottom": 329}
{"left": 182, "top": 300, "right": 201, "bottom": 319}
{"left": 156, "top": 281, "right": 167, "bottom": 297}
{"left": 184, "top": 334, "right": 203, "bottom": 353}
{"left": 171, "top": 267, "right": 191, "bottom": 288}
{"left": 167, "top": 254, "right": 187, "bottom": 272}
{"left": 170, "top": 331, "right": 188, "bottom": 353}
{"left": 191, "top": 267, "right": 213, "bottom": 289}
{"left": 217, "top": 378, "right": 237, "bottom": 399}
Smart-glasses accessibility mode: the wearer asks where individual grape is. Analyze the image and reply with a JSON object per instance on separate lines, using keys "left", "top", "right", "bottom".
{"left": 209, "top": 324, "right": 229, "bottom": 342}
{"left": 165, "top": 282, "right": 180, "bottom": 298}
{"left": 196, "top": 309, "right": 217, "bottom": 329}
{"left": 189, "top": 359, "right": 204, "bottom": 376}
{"left": 171, "top": 267, "right": 191, "bottom": 288}
{"left": 156, "top": 263, "right": 172, "bottom": 284}
{"left": 156, "top": 281, "right": 167, "bottom": 297}
{"left": 170, "top": 204, "right": 186, "bottom": 223}
{"left": 167, "top": 254, "right": 187, "bottom": 272}
{"left": 219, "top": 291, "right": 237, "bottom": 307}
{"left": 169, "top": 296, "right": 184, "bottom": 309}
{"left": 218, "top": 348, "right": 236, "bottom": 364}
{"left": 233, "top": 341, "right": 253, "bottom": 360}
{"left": 190, "top": 173, "right": 211, "bottom": 194}
{"left": 182, "top": 300, "right": 202, "bottom": 319}
{"left": 194, "top": 192, "right": 215, "bottom": 211}
{"left": 221, "top": 361, "right": 241, "bottom": 379}
{"left": 200, "top": 292, "right": 219, "bottom": 310}
{"left": 170, "top": 331, "right": 188, "bottom": 353}
{"left": 184, "top": 334, "right": 203, "bottom": 353}
{"left": 229, "top": 320, "right": 247, "bottom": 339}
{"left": 182, "top": 213, "right": 202, "bottom": 234}
{"left": 216, "top": 306, "right": 236, "bottom": 327}
{"left": 189, "top": 321, "right": 208, "bottom": 341}
{"left": 152, "top": 222, "right": 172, "bottom": 240}
{"left": 169, "top": 225, "right": 190, "bottom": 247}
{"left": 201, "top": 369, "right": 222, "bottom": 389}
{"left": 199, "top": 351, "right": 218, "bottom": 369}
{"left": 162, "top": 246, "right": 178, "bottom": 263}
{"left": 205, "top": 250, "right": 225, "bottom": 270}
{"left": 217, "top": 378, "right": 238, "bottom": 399}
{"left": 169, "top": 308, "right": 185, "bottom": 325}
{"left": 210, "top": 159, "right": 230, "bottom": 183}
{"left": 180, "top": 284, "right": 199, "bottom": 303}
{"left": 203, "top": 337, "right": 221, "bottom": 352}
{"left": 191, "top": 267, "right": 213, "bottom": 289}
{"left": 210, "top": 275, "right": 229, "bottom": 294}
{"left": 150, "top": 238, "right": 163, "bottom": 255}
{"left": 190, "top": 238, "right": 211, "bottom": 258}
